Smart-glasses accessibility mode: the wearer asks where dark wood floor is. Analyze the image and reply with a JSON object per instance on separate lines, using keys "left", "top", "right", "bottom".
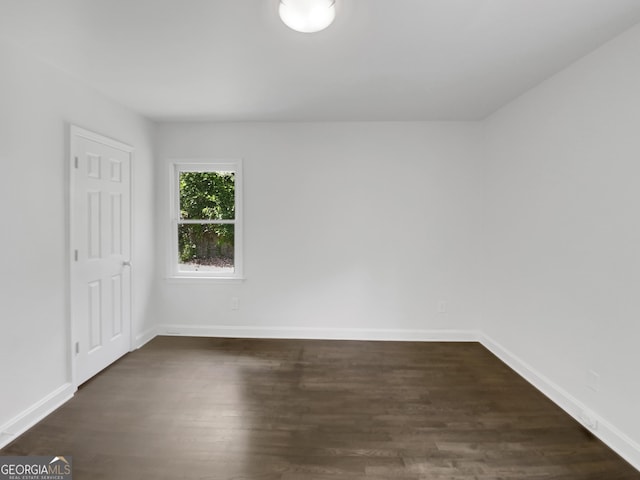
{"left": 2, "top": 337, "right": 638, "bottom": 479}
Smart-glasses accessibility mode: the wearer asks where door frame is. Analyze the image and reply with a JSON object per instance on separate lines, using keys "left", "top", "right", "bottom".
{"left": 68, "top": 125, "right": 135, "bottom": 388}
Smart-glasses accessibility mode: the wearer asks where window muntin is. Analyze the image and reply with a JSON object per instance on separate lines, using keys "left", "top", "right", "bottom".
{"left": 171, "top": 161, "right": 243, "bottom": 279}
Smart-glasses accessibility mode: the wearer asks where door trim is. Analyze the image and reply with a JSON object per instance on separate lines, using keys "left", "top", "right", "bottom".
{"left": 68, "top": 125, "right": 135, "bottom": 388}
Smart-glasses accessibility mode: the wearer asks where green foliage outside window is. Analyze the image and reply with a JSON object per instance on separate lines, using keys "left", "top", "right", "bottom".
{"left": 178, "top": 172, "right": 235, "bottom": 264}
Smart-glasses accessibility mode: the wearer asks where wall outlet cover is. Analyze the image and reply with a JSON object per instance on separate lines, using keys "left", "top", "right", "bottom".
{"left": 578, "top": 409, "right": 599, "bottom": 431}
{"left": 587, "top": 370, "right": 600, "bottom": 392}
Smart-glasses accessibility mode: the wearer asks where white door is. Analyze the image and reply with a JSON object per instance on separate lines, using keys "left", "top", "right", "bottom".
{"left": 70, "top": 126, "right": 132, "bottom": 385}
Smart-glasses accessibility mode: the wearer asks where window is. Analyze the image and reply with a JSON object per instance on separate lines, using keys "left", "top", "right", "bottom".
{"left": 170, "top": 160, "right": 243, "bottom": 279}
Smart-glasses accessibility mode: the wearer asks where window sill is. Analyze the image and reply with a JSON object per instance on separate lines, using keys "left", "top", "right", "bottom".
{"left": 165, "top": 276, "right": 246, "bottom": 284}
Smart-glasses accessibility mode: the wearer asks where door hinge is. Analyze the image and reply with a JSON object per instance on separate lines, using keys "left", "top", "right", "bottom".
{"left": 75, "top": 342, "right": 80, "bottom": 355}
{"left": 74, "top": 250, "right": 78, "bottom": 261}
{"left": 74, "top": 156, "right": 79, "bottom": 169}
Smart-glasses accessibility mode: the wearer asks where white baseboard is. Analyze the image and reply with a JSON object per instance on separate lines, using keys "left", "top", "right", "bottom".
{"left": 157, "top": 324, "right": 479, "bottom": 342}
{"left": 133, "top": 326, "right": 158, "bottom": 349}
{"left": 0, "top": 382, "right": 75, "bottom": 450}
{"left": 479, "top": 333, "right": 640, "bottom": 472}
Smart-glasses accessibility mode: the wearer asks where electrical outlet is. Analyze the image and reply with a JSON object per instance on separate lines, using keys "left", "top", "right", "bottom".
{"left": 437, "top": 300, "right": 447, "bottom": 313}
{"left": 587, "top": 370, "right": 600, "bottom": 392}
{"left": 231, "top": 297, "right": 240, "bottom": 311}
{"left": 578, "top": 409, "right": 598, "bottom": 431}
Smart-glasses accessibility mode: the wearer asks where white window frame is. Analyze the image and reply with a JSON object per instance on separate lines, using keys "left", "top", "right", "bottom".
{"left": 169, "top": 159, "right": 243, "bottom": 280}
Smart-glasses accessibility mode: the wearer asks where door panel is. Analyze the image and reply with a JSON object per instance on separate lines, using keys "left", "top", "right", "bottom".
{"left": 88, "top": 280, "right": 102, "bottom": 350}
{"left": 71, "top": 127, "right": 132, "bottom": 385}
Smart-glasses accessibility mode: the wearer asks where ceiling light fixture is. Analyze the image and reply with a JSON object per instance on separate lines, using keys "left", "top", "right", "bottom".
{"left": 279, "top": 0, "right": 336, "bottom": 33}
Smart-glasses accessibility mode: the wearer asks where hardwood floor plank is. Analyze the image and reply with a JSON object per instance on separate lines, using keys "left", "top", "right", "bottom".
{"left": 2, "top": 337, "right": 638, "bottom": 479}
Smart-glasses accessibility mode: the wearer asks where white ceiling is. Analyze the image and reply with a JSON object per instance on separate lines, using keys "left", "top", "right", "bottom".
{"left": 1, "top": 0, "right": 640, "bottom": 121}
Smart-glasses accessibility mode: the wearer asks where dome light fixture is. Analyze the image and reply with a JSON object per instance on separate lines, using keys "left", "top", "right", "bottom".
{"left": 279, "top": 0, "right": 336, "bottom": 33}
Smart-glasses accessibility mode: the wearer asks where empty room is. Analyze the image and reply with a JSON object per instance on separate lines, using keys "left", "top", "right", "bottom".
{"left": 1, "top": 0, "right": 639, "bottom": 478}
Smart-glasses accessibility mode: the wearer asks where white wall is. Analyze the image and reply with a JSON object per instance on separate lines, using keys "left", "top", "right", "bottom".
{"left": 155, "top": 122, "right": 483, "bottom": 338}
{"left": 0, "top": 40, "right": 156, "bottom": 439}
{"left": 484, "top": 22, "right": 640, "bottom": 460}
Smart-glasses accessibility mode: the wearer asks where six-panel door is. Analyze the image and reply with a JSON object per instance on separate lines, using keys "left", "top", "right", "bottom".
{"left": 71, "top": 129, "right": 132, "bottom": 385}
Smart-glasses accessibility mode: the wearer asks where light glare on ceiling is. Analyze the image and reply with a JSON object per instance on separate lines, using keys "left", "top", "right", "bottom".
{"left": 279, "top": 0, "right": 336, "bottom": 33}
